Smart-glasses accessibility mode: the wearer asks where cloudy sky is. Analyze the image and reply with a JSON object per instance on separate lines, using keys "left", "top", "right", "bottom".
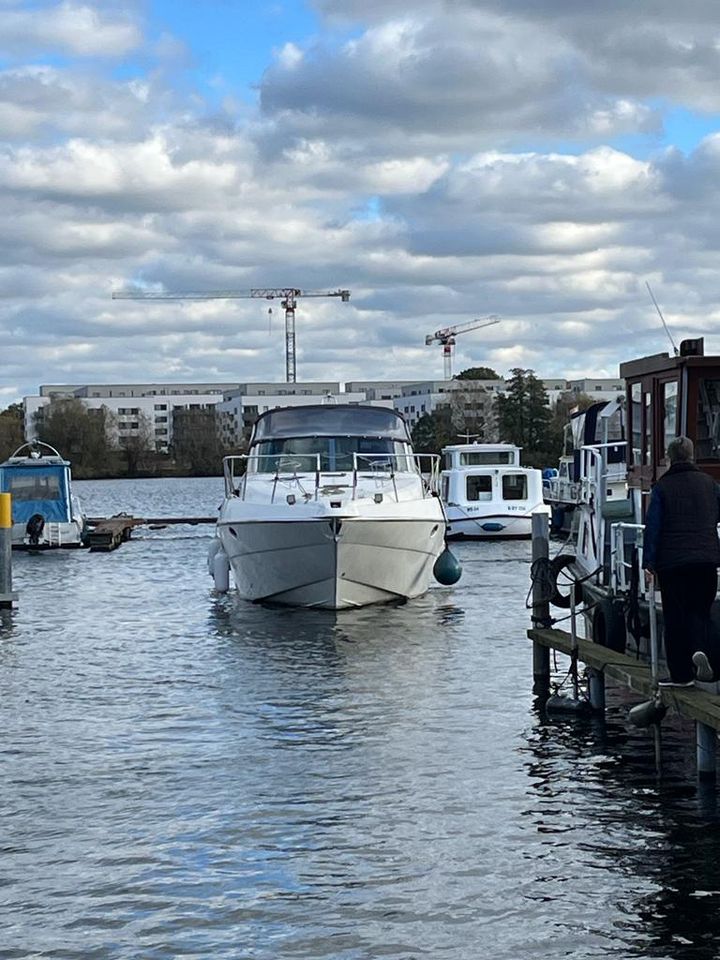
{"left": 2, "top": 0, "right": 720, "bottom": 403}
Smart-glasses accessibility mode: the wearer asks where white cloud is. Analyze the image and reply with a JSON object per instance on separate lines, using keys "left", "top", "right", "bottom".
{"left": 0, "top": 2, "right": 142, "bottom": 58}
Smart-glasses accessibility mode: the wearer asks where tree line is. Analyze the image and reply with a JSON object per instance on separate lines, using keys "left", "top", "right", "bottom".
{"left": 0, "top": 398, "right": 237, "bottom": 479}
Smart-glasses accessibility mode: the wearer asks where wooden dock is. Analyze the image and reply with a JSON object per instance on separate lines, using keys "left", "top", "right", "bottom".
{"left": 529, "top": 625, "right": 720, "bottom": 732}
{"left": 85, "top": 515, "right": 216, "bottom": 552}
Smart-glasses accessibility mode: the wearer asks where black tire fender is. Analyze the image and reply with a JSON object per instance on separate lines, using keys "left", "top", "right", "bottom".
{"left": 548, "top": 554, "right": 583, "bottom": 609}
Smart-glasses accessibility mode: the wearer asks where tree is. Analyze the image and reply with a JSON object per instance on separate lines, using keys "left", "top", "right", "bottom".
{"left": 34, "top": 398, "right": 119, "bottom": 478}
{"left": 173, "top": 407, "right": 233, "bottom": 475}
{"left": 495, "top": 368, "right": 553, "bottom": 468}
{"left": 119, "top": 411, "right": 155, "bottom": 477}
{"left": 456, "top": 366, "right": 501, "bottom": 381}
{"left": 411, "top": 409, "right": 455, "bottom": 455}
{"left": 0, "top": 403, "right": 24, "bottom": 461}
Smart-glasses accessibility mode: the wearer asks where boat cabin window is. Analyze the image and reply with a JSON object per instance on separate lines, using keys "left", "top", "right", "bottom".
{"left": 630, "top": 382, "right": 642, "bottom": 464}
{"left": 4, "top": 472, "right": 62, "bottom": 501}
{"left": 662, "top": 380, "right": 678, "bottom": 459}
{"left": 502, "top": 474, "right": 528, "bottom": 501}
{"left": 460, "top": 450, "right": 514, "bottom": 466}
{"left": 696, "top": 378, "right": 720, "bottom": 461}
{"left": 466, "top": 475, "right": 492, "bottom": 501}
{"left": 643, "top": 391, "right": 652, "bottom": 466}
{"left": 250, "top": 437, "right": 413, "bottom": 473}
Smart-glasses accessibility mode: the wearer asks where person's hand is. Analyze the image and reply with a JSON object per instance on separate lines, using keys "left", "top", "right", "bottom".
{"left": 644, "top": 568, "right": 655, "bottom": 588}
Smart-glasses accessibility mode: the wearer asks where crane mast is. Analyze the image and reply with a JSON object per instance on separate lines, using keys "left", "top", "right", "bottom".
{"left": 425, "top": 316, "right": 500, "bottom": 379}
{"left": 112, "top": 286, "right": 351, "bottom": 383}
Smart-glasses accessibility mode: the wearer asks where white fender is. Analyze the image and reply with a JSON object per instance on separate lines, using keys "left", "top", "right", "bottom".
{"left": 208, "top": 538, "right": 230, "bottom": 592}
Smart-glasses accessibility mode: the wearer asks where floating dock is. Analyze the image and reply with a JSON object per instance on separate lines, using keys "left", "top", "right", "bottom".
{"left": 85, "top": 516, "right": 216, "bottom": 552}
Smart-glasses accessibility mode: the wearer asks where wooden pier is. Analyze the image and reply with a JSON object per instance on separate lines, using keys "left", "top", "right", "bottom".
{"left": 85, "top": 515, "right": 216, "bottom": 552}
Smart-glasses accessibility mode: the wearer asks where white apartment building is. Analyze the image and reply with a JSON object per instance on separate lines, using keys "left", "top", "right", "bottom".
{"left": 567, "top": 378, "right": 625, "bottom": 401}
{"left": 394, "top": 379, "right": 505, "bottom": 429}
{"left": 26, "top": 391, "right": 227, "bottom": 450}
{"left": 216, "top": 383, "right": 394, "bottom": 446}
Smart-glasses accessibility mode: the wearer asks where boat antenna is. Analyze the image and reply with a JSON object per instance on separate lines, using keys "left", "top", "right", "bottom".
{"left": 646, "top": 281, "right": 679, "bottom": 357}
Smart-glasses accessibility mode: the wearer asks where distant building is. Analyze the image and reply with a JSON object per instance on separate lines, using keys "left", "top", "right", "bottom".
{"left": 394, "top": 379, "right": 502, "bottom": 438}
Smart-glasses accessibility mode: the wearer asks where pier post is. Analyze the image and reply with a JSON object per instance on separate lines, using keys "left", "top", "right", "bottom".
{"left": 0, "top": 493, "right": 16, "bottom": 610}
{"left": 531, "top": 512, "right": 550, "bottom": 697}
{"left": 696, "top": 722, "right": 716, "bottom": 780}
{"left": 587, "top": 668, "right": 606, "bottom": 712}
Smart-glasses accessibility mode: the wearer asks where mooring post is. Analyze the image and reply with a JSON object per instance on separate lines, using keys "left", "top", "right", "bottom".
{"left": 531, "top": 511, "right": 550, "bottom": 697}
{"left": 696, "top": 722, "right": 716, "bottom": 780}
{"left": 587, "top": 667, "right": 606, "bottom": 712}
{"left": 0, "top": 492, "right": 17, "bottom": 610}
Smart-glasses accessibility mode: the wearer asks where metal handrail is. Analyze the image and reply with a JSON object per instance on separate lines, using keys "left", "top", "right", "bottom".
{"left": 223, "top": 452, "right": 439, "bottom": 502}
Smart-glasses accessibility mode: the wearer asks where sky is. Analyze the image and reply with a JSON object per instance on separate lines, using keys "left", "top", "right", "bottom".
{"left": 3, "top": 0, "right": 720, "bottom": 403}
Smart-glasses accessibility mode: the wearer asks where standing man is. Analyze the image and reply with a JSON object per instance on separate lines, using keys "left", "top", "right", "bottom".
{"left": 643, "top": 436, "right": 720, "bottom": 685}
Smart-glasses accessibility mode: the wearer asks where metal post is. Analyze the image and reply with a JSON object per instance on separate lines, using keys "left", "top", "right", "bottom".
{"left": 587, "top": 667, "right": 606, "bottom": 712}
{"left": 648, "top": 583, "right": 662, "bottom": 773}
{"left": 570, "top": 583, "right": 579, "bottom": 700}
{"left": 697, "top": 722, "right": 716, "bottom": 780}
{"left": 0, "top": 493, "right": 17, "bottom": 609}
{"left": 532, "top": 512, "right": 550, "bottom": 697}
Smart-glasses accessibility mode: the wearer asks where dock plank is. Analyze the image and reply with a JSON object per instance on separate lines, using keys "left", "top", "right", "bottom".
{"left": 528, "top": 627, "right": 720, "bottom": 730}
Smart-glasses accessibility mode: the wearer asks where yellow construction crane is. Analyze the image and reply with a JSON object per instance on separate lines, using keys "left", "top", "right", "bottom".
{"left": 112, "top": 286, "right": 351, "bottom": 383}
{"left": 425, "top": 315, "right": 500, "bottom": 379}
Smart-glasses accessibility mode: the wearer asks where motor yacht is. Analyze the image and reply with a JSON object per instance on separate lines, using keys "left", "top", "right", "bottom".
{"left": 0, "top": 441, "right": 87, "bottom": 548}
{"left": 440, "top": 442, "right": 549, "bottom": 539}
{"left": 214, "top": 405, "right": 448, "bottom": 608}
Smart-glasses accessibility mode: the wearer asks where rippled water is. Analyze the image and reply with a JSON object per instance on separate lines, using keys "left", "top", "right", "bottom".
{"left": 3, "top": 477, "right": 720, "bottom": 959}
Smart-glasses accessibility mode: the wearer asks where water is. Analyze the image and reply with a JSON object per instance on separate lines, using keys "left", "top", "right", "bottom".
{"left": 3, "top": 477, "right": 720, "bottom": 959}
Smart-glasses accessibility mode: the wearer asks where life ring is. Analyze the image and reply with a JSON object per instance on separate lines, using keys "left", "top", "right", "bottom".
{"left": 548, "top": 554, "right": 583, "bottom": 609}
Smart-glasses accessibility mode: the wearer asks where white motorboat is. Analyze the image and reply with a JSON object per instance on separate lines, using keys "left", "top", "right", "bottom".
{"left": 213, "top": 405, "right": 450, "bottom": 608}
{"left": 440, "top": 442, "right": 549, "bottom": 539}
{"left": 0, "top": 441, "right": 87, "bottom": 548}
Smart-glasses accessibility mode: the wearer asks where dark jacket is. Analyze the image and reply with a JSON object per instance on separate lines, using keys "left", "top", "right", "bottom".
{"left": 643, "top": 461, "right": 720, "bottom": 573}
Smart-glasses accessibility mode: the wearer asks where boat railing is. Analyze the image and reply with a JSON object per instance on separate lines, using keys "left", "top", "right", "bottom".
{"left": 609, "top": 522, "right": 645, "bottom": 595}
{"left": 223, "top": 453, "right": 439, "bottom": 502}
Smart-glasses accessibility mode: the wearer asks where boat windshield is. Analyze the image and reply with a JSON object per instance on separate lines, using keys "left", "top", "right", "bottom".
{"left": 252, "top": 405, "right": 410, "bottom": 442}
{"left": 249, "top": 436, "right": 413, "bottom": 473}
{"left": 2, "top": 470, "right": 63, "bottom": 501}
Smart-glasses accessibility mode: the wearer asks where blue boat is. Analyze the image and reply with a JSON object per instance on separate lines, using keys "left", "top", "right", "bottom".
{"left": 0, "top": 442, "right": 87, "bottom": 548}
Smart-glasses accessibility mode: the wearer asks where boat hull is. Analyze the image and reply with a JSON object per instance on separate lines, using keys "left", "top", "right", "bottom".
{"left": 217, "top": 516, "right": 445, "bottom": 609}
{"left": 10, "top": 519, "right": 86, "bottom": 549}
{"left": 446, "top": 507, "right": 548, "bottom": 540}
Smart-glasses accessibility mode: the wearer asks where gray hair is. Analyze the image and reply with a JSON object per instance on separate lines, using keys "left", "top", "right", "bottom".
{"left": 667, "top": 435, "right": 694, "bottom": 463}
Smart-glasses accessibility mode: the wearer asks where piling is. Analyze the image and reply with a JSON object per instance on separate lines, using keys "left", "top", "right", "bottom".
{"left": 587, "top": 668, "right": 606, "bottom": 712}
{"left": 696, "top": 722, "right": 717, "bottom": 780}
{"left": 531, "top": 512, "right": 551, "bottom": 697}
{"left": 0, "top": 493, "right": 17, "bottom": 609}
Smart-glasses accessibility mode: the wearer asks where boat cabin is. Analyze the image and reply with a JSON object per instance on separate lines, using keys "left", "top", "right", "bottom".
{"left": 442, "top": 442, "right": 521, "bottom": 470}
{"left": 620, "top": 337, "right": 720, "bottom": 498}
{"left": 0, "top": 445, "right": 76, "bottom": 526}
{"left": 246, "top": 404, "right": 415, "bottom": 474}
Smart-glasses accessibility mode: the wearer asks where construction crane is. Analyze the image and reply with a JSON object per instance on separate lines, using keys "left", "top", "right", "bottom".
{"left": 112, "top": 287, "right": 351, "bottom": 383}
{"left": 425, "top": 315, "right": 500, "bottom": 379}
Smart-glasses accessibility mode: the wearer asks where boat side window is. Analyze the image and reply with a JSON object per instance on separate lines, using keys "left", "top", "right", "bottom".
{"left": 662, "top": 380, "right": 678, "bottom": 460}
{"left": 441, "top": 476, "right": 449, "bottom": 501}
{"left": 460, "top": 451, "right": 513, "bottom": 466}
{"left": 466, "top": 475, "right": 492, "bottom": 501}
{"left": 696, "top": 379, "right": 720, "bottom": 461}
{"left": 643, "top": 391, "right": 652, "bottom": 466}
{"left": 7, "top": 473, "right": 62, "bottom": 501}
{"left": 502, "top": 474, "right": 527, "bottom": 501}
{"left": 630, "top": 382, "right": 642, "bottom": 464}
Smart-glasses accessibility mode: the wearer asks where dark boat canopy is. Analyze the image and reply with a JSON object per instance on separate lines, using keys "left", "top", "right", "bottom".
{"left": 620, "top": 337, "right": 720, "bottom": 490}
{"left": 250, "top": 404, "right": 411, "bottom": 445}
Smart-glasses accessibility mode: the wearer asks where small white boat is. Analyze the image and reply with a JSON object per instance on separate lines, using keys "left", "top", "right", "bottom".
{"left": 0, "top": 441, "right": 87, "bottom": 548}
{"left": 213, "top": 404, "right": 449, "bottom": 608}
{"left": 440, "top": 442, "right": 549, "bottom": 539}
